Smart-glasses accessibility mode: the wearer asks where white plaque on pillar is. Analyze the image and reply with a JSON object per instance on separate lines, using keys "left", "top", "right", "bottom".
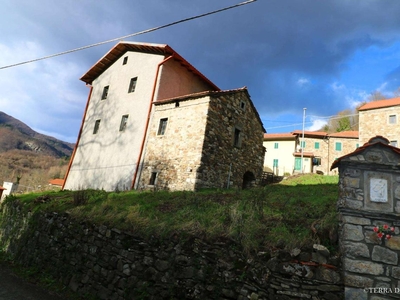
{"left": 370, "top": 178, "right": 388, "bottom": 203}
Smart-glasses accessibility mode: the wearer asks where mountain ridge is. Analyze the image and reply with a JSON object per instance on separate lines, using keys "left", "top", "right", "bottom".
{"left": 0, "top": 111, "right": 74, "bottom": 158}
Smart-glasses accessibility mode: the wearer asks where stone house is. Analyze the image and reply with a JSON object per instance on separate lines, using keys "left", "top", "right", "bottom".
{"left": 263, "top": 130, "right": 359, "bottom": 176}
{"left": 358, "top": 97, "right": 400, "bottom": 146}
{"left": 63, "top": 41, "right": 265, "bottom": 191}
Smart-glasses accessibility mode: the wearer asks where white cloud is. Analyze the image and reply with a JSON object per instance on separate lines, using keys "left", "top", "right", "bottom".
{"left": 297, "top": 77, "right": 310, "bottom": 87}
{"left": 306, "top": 118, "right": 327, "bottom": 131}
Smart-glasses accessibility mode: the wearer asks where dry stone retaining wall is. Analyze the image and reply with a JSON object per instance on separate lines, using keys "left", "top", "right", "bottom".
{"left": 0, "top": 201, "right": 343, "bottom": 300}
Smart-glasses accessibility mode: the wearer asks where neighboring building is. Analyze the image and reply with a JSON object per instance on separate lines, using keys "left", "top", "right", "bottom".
{"left": 263, "top": 130, "right": 359, "bottom": 176}
{"left": 358, "top": 97, "right": 400, "bottom": 146}
{"left": 49, "top": 179, "right": 64, "bottom": 187}
{"left": 63, "top": 41, "right": 265, "bottom": 191}
{"left": 263, "top": 133, "right": 297, "bottom": 176}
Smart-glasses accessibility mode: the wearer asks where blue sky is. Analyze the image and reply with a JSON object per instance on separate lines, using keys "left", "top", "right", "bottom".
{"left": 2, "top": 0, "right": 400, "bottom": 142}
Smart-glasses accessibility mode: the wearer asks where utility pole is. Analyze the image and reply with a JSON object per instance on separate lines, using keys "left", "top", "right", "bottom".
{"left": 301, "top": 108, "right": 307, "bottom": 174}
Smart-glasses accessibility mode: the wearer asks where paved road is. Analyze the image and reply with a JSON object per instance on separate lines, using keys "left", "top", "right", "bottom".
{"left": 0, "top": 264, "right": 68, "bottom": 300}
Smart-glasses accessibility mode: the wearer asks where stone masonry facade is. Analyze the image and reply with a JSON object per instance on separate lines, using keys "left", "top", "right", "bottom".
{"left": 359, "top": 106, "right": 400, "bottom": 145}
{"left": 139, "top": 89, "right": 265, "bottom": 191}
{"left": 334, "top": 137, "right": 400, "bottom": 299}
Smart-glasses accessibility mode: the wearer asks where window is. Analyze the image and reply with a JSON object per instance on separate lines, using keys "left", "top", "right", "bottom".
{"left": 128, "top": 77, "right": 137, "bottom": 93}
{"left": 356, "top": 143, "right": 359, "bottom": 148}
{"left": 175, "top": 102, "right": 180, "bottom": 108}
{"left": 391, "top": 140, "right": 398, "bottom": 147}
{"left": 335, "top": 142, "right": 342, "bottom": 151}
{"left": 93, "top": 119, "right": 101, "bottom": 134}
{"left": 300, "top": 141, "right": 306, "bottom": 148}
{"left": 157, "top": 118, "right": 168, "bottom": 135}
{"left": 273, "top": 159, "right": 279, "bottom": 167}
{"left": 312, "top": 157, "right": 321, "bottom": 166}
{"left": 240, "top": 101, "right": 246, "bottom": 110}
{"left": 314, "top": 142, "right": 320, "bottom": 149}
{"left": 101, "top": 86, "right": 109, "bottom": 100}
{"left": 234, "top": 128, "right": 241, "bottom": 147}
{"left": 149, "top": 172, "right": 157, "bottom": 185}
{"left": 119, "top": 115, "right": 129, "bottom": 131}
{"left": 389, "top": 115, "right": 397, "bottom": 124}
{"left": 123, "top": 56, "right": 128, "bottom": 65}
{"left": 274, "top": 142, "right": 279, "bottom": 149}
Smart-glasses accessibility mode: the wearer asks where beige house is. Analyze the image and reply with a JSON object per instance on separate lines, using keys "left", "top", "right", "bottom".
{"left": 63, "top": 41, "right": 265, "bottom": 191}
{"left": 263, "top": 133, "right": 297, "bottom": 176}
{"left": 264, "top": 130, "right": 359, "bottom": 176}
{"left": 358, "top": 97, "right": 400, "bottom": 146}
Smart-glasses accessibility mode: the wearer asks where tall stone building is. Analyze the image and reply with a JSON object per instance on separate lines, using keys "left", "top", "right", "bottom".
{"left": 63, "top": 41, "right": 265, "bottom": 191}
{"left": 358, "top": 97, "right": 400, "bottom": 146}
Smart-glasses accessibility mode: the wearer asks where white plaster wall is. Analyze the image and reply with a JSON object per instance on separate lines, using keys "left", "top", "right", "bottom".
{"left": 64, "top": 52, "right": 165, "bottom": 191}
{"left": 263, "top": 140, "right": 296, "bottom": 176}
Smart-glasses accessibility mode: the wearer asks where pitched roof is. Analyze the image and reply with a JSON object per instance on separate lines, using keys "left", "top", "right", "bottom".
{"left": 263, "top": 133, "right": 296, "bottom": 140}
{"left": 331, "top": 136, "right": 400, "bottom": 170}
{"left": 154, "top": 87, "right": 266, "bottom": 132}
{"left": 0, "top": 186, "right": 6, "bottom": 190}
{"left": 358, "top": 97, "right": 400, "bottom": 111}
{"left": 292, "top": 130, "right": 328, "bottom": 137}
{"left": 80, "top": 41, "right": 219, "bottom": 91}
{"left": 49, "top": 179, "right": 64, "bottom": 186}
{"left": 328, "top": 131, "right": 359, "bottom": 138}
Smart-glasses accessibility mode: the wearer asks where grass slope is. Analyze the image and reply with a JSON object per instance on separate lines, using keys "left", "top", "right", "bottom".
{"left": 3, "top": 174, "right": 339, "bottom": 253}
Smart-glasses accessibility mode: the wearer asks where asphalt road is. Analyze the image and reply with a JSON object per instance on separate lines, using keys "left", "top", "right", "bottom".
{"left": 0, "top": 264, "right": 68, "bottom": 300}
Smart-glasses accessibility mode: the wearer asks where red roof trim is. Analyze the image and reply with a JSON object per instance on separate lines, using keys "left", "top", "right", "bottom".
{"left": 80, "top": 41, "right": 219, "bottom": 91}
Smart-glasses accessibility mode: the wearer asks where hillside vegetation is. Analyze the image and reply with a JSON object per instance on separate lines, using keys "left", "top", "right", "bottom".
{"left": 5, "top": 174, "right": 339, "bottom": 253}
{"left": 0, "top": 111, "right": 73, "bottom": 189}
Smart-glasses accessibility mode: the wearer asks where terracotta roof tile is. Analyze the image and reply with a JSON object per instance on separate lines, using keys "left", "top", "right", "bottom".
{"left": 49, "top": 179, "right": 64, "bottom": 186}
{"left": 328, "top": 131, "right": 359, "bottom": 138}
{"left": 292, "top": 130, "right": 328, "bottom": 137}
{"left": 263, "top": 133, "right": 295, "bottom": 140}
{"left": 358, "top": 98, "right": 400, "bottom": 111}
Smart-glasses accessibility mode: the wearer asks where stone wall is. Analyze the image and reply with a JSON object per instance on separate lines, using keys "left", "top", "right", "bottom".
{"left": 140, "top": 88, "right": 265, "bottom": 191}
{"left": 200, "top": 89, "right": 265, "bottom": 189}
{"left": 0, "top": 200, "right": 343, "bottom": 300}
{"left": 334, "top": 137, "right": 400, "bottom": 299}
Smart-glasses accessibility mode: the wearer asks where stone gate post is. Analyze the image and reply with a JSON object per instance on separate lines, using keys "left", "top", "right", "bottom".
{"left": 331, "top": 136, "right": 400, "bottom": 299}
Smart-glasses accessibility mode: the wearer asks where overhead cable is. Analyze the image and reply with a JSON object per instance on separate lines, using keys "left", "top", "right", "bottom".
{"left": 0, "top": 0, "right": 257, "bottom": 70}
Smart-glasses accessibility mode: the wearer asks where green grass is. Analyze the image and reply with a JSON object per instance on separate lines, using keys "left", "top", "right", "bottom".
{"left": 1, "top": 174, "right": 339, "bottom": 254}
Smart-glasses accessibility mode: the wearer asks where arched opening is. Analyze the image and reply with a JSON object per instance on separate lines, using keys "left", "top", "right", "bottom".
{"left": 242, "top": 171, "right": 256, "bottom": 189}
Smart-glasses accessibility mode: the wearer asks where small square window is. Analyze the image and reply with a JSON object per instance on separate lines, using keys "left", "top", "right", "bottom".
{"left": 240, "top": 101, "right": 246, "bottom": 110}
{"left": 300, "top": 141, "right": 306, "bottom": 148}
{"left": 335, "top": 142, "right": 342, "bottom": 151}
{"left": 157, "top": 118, "right": 168, "bottom": 135}
{"left": 234, "top": 128, "right": 242, "bottom": 147}
{"left": 149, "top": 172, "right": 157, "bottom": 185}
{"left": 315, "top": 142, "right": 320, "bottom": 149}
{"left": 93, "top": 119, "right": 101, "bottom": 134}
{"left": 128, "top": 77, "right": 137, "bottom": 93}
{"left": 123, "top": 56, "right": 128, "bottom": 65}
{"left": 274, "top": 142, "right": 279, "bottom": 149}
{"left": 389, "top": 115, "right": 397, "bottom": 124}
{"left": 101, "top": 86, "right": 109, "bottom": 100}
{"left": 119, "top": 115, "right": 129, "bottom": 131}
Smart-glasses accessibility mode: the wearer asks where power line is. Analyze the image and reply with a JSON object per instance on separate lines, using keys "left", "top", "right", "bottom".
{"left": 0, "top": 0, "right": 257, "bottom": 70}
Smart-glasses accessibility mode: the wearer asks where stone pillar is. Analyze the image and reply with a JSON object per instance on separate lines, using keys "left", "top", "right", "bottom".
{"left": 332, "top": 136, "right": 400, "bottom": 299}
